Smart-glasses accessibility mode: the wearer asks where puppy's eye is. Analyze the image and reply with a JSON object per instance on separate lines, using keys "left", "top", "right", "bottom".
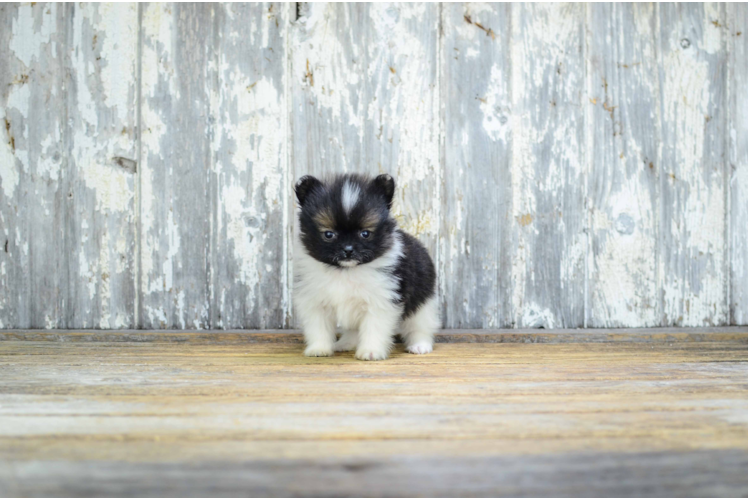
{"left": 323, "top": 231, "right": 336, "bottom": 241}
{"left": 360, "top": 230, "right": 371, "bottom": 239}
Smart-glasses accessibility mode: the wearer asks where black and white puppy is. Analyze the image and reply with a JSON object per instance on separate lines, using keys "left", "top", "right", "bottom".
{"left": 294, "top": 173, "right": 439, "bottom": 361}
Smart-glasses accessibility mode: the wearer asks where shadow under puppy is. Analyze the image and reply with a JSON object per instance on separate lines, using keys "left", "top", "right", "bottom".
{"left": 294, "top": 173, "right": 439, "bottom": 360}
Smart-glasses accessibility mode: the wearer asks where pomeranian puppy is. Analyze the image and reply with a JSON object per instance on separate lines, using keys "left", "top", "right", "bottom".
{"left": 294, "top": 173, "right": 439, "bottom": 361}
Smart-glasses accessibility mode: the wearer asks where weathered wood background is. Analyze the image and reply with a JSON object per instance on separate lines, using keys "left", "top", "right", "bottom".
{"left": 0, "top": 3, "right": 746, "bottom": 330}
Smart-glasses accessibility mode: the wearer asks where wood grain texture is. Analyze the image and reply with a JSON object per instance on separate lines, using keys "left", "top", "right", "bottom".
{"left": 2, "top": 451, "right": 746, "bottom": 497}
{"left": 441, "top": 4, "right": 510, "bottom": 328}
{"left": 1, "top": 327, "right": 747, "bottom": 345}
{"left": 0, "top": 3, "right": 67, "bottom": 328}
{"left": 139, "top": 3, "right": 213, "bottom": 329}
{"left": 586, "top": 4, "right": 659, "bottom": 327}
{"left": 729, "top": 4, "right": 748, "bottom": 325}
{"left": 290, "top": 3, "right": 440, "bottom": 325}
{"left": 66, "top": 3, "right": 139, "bottom": 329}
{"left": 658, "top": 3, "right": 728, "bottom": 326}
{"left": 1, "top": 340, "right": 747, "bottom": 496}
{"left": 508, "top": 4, "right": 587, "bottom": 328}
{"left": 210, "top": 3, "right": 289, "bottom": 329}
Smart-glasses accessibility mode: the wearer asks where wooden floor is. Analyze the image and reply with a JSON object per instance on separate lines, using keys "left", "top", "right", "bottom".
{"left": 2, "top": 331, "right": 748, "bottom": 496}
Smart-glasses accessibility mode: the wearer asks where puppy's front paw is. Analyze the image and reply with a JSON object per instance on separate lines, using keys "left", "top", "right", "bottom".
{"left": 304, "top": 345, "right": 333, "bottom": 357}
{"left": 406, "top": 342, "right": 433, "bottom": 355}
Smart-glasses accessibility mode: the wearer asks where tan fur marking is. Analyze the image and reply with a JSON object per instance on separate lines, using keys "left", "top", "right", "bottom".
{"left": 361, "top": 210, "right": 381, "bottom": 231}
{"left": 313, "top": 209, "right": 335, "bottom": 231}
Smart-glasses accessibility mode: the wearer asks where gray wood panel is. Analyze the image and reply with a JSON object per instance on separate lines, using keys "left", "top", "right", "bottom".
{"left": 440, "top": 4, "right": 511, "bottom": 328}
{"left": 507, "top": 3, "right": 587, "bottom": 328}
{"left": 290, "top": 3, "right": 440, "bottom": 325}
{"left": 139, "top": 3, "right": 213, "bottom": 329}
{"left": 65, "top": 4, "right": 139, "bottom": 328}
{"left": 210, "top": 3, "right": 289, "bottom": 329}
{"left": 587, "top": 4, "right": 659, "bottom": 327}
{"left": 729, "top": 4, "right": 748, "bottom": 325}
{"left": 658, "top": 3, "right": 728, "bottom": 326}
{"left": 1, "top": 2, "right": 746, "bottom": 329}
{"left": 0, "top": 3, "right": 67, "bottom": 328}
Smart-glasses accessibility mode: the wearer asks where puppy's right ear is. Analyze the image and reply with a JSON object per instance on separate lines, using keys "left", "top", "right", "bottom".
{"left": 295, "top": 175, "right": 322, "bottom": 206}
{"left": 372, "top": 173, "right": 396, "bottom": 209}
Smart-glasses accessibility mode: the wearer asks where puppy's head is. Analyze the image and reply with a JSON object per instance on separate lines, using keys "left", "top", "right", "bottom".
{"left": 295, "top": 173, "right": 396, "bottom": 268}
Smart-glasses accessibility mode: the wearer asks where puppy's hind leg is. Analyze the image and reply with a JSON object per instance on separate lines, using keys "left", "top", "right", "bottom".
{"left": 333, "top": 329, "right": 358, "bottom": 352}
{"left": 401, "top": 296, "right": 439, "bottom": 355}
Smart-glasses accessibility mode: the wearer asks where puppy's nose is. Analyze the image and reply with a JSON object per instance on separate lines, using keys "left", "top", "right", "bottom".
{"left": 343, "top": 245, "right": 354, "bottom": 257}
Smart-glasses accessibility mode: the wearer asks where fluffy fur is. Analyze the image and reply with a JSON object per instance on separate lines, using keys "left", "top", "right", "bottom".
{"left": 294, "top": 173, "right": 439, "bottom": 361}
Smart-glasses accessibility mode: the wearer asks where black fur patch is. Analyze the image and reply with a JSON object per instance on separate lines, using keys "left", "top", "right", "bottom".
{"left": 393, "top": 229, "right": 436, "bottom": 318}
{"left": 296, "top": 173, "right": 435, "bottom": 319}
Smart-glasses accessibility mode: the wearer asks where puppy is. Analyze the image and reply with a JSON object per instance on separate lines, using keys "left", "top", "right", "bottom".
{"left": 294, "top": 173, "right": 439, "bottom": 361}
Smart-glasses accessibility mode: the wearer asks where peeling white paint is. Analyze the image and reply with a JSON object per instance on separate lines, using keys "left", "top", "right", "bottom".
{"left": 98, "top": 4, "right": 138, "bottom": 113}
{"left": 731, "top": 3, "right": 748, "bottom": 324}
{"left": 733, "top": 156, "right": 748, "bottom": 323}
{"left": 62, "top": 3, "right": 139, "bottom": 328}
{"left": 522, "top": 305, "right": 556, "bottom": 329}
{"left": 373, "top": 4, "right": 438, "bottom": 244}
{"left": 141, "top": 4, "right": 180, "bottom": 100}
{"left": 225, "top": 76, "right": 283, "bottom": 206}
{"left": 9, "top": 4, "right": 56, "bottom": 68}
{"left": 509, "top": 3, "right": 586, "bottom": 328}
{"left": 660, "top": 4, "right": 727, "bottom": 326}
{"left": 80, "top": 163, "right": 132, "bottom": 214}
{"left": 161, "top": 207, "right": 181, "bottom": 295}
{"left": 7, "top": 81, "right": 30, "bottom": 118}
{"left": 592, "top": 188, "right": 658, "bottom": 327}
{"left": 0, "top": 117, "right": 19, "bottom": 198}
{"left": 37, "top": 135, "right": 60, "bottom": 181}
{"left": 139, "top": 4, "right": 172, "bottom": 303}
{"left": 701, "top": 3, "right": 723, "bottom": 55}
{"left": 294, "top": 5, "right": 363, "bottom": 138}
{"left": 2, "top": 82, "right": 31, "bottom": 199}
{"left": 221, "top": 183, "right": 262, "bottom": 291}
{"left": 586, "top": 3, "right": 660, "bottom": 328}
{"left": 480, "top": 63, "right": 510, "bottom": 143}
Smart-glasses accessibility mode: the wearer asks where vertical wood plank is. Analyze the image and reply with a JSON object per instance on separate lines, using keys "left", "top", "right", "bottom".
{"left": 140, "top": 3, "right": 212, "bottom": 329}
{"left": 658, "top": 3, "right": 728, "bottom": 326}
{"left": 729, "top": 4, "right": 748, "bottom": 325}
{"left": 290, "top": 3, "right": 440, "bottom": 324}
{"left": 210, "top": 3, "right": 288, "bottom": 328}
{"left": 586, "top": 4, "right": 659, "bottom": 327}
{"left": 508, "top": 3, "right": 587, "bottom": 328}
{"left": 65, "top": 3, "right": 139, "bottom": 328}
{"left": 440, "top": 4, "right": 510, "bottom": 328}
{"left": 0, "top": 3, "right": 67, "bottom": 328}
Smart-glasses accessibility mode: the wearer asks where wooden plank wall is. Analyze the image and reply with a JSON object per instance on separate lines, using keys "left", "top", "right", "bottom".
{"left": 0, "top": 3, "right": 746, "bottom": 329}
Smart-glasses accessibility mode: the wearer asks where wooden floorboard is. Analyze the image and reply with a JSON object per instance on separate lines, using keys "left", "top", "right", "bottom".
{"left": 1, "top": 326, "right": 747, "bottom": 344}
{"left": 1, "top": 337, "right": 748, "bottom": 496}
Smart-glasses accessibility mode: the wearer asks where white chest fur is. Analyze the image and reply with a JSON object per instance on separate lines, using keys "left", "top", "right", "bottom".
{"left": 294, "top": 233, "right": 404, "bottom": 331}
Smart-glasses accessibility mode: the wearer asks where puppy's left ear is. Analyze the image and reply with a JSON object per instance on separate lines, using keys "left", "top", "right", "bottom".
{"left": 372, "top": 174, "right": 396, "bottom": 210}
{"left": 295, "top": 175, "right": 322, "bottom": 207}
